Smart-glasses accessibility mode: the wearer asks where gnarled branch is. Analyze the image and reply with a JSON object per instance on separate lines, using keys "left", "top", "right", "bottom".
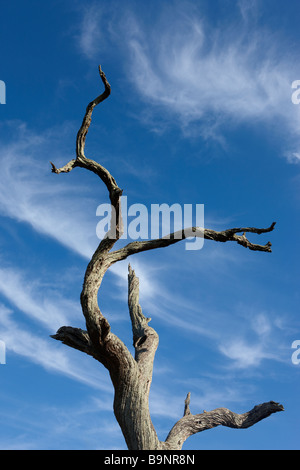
{"left": 107, "top": 222, "right": 276, "bottom": 266}
{"left": 76, "top": 65, "right": 111, "bottom": 160}
{"left": 50, "top": 66, "right": 128, "bottom": 372}
{"left": 50, "top": 65, "right": 123, "bottom": 232}
{"left": 165, "top": 397, "right": 284, "bottom": 450}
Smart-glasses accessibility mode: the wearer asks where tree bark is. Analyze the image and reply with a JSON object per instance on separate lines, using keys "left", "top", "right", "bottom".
{"left": 50, "top": 66, "right": 283, "bottom": 450}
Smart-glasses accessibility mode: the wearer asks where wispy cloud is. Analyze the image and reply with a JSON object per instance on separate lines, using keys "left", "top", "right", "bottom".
{"left": 76, "top": 4, "right": 104, "bottom": 59}
{"left": 0, "top": 267, "right": 79, "bottom": 330}
{"left": 0, "top": 121, "right": 101, "bottom": 259}
{"left": 219, "top": 339, "right": 269, "bottom": 368}
{"left": 76, "top": 2, "right": 300, "bottom": 160}
{"left": 238, "top": 0, "right": 259, "bottom": 22}
{"left": 218, "top": 311, "right": 287, "bottom": 369}
{"left": 125, "top": 12, "right": 300, "bottom": 139}
{"left": 0, "top": 303, "right": 112, "bottom": 391}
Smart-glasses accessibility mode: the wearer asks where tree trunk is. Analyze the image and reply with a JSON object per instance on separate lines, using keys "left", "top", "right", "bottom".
{"left": 112, "top": 367, "right": 161, "bottom": 450}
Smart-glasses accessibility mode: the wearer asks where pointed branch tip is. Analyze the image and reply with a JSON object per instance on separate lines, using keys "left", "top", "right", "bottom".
{"left": 184, "top": 392, "right": 191, "bottom": 416}
{"left": 50, "top": 161, "right": 58, "bottom": 173}
{"left": 128, "top": 263, "right": 135, "bottom": 277}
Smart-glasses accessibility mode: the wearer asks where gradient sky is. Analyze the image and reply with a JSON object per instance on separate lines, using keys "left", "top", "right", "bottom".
{"left": 0, "top": 0, "right": 300, "bottom": 450}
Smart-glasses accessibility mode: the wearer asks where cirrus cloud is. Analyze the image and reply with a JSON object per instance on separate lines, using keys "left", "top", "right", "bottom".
{"left": 76, "top": 1, "right": 300, "bottom": 159}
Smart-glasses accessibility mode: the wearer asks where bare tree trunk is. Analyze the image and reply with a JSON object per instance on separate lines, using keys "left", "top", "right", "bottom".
{"left": 112, "top": 368, "right": 161, "bottom": 450}
{"left": 108, "top": 265, "right": 161, "bottom": 450}
{"left": 50, "top": 66, "right": 283, "bottom": 450}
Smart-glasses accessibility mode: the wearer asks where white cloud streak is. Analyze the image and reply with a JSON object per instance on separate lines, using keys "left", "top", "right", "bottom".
{"left": 77, "top": 5, "right": 104, "bottom": 60}
{"left": 0, "top": 267, "right": 78, "bottom": 330}
{"left": 0, "top": 122, "right": 100, "bottom": 259}
{"left": 218, "top": 311, "right": 286, "bottom": 369}
{"left": 238, "top": 0, "right": 259, "bottom": 22}
{"left": 77, "top": 2, "right": 300, "bottom": 159}
{"left": 0, "top": 303, "right": 112, "bottom": 391}
{"left": 0, "top": 293, "right": 115, "bottom": 394}
{"left": 126, "top": 14, "right": 300, "bottom": 138}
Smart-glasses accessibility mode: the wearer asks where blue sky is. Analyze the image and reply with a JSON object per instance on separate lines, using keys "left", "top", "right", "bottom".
{"left": 0, "top": 0, "right": 300, "bottom": 450}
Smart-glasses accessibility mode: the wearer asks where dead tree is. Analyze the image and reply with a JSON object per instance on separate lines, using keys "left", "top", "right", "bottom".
{"left": 50, "top": 66, "right": 283, "bottom": 450}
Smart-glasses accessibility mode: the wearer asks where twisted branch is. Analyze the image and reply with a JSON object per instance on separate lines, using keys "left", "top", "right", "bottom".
{"left": 50, "top": 66, "right": 127, "bottom": 368}
{"left": 50, "top": 65, "right": 122, "bottom": 223}
{"left": 107, "top": 222, "right": 276, "bottom": 267}
{"left": 165, "top": 396, "right": 284, "bottom": 449}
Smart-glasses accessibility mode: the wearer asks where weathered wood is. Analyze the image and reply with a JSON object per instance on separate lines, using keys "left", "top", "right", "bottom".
{"left": 50, "top": 66, "right": 283, "bottom": 450}
{"left": 165, "top": 398, "right": 284, "bottom": 450}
